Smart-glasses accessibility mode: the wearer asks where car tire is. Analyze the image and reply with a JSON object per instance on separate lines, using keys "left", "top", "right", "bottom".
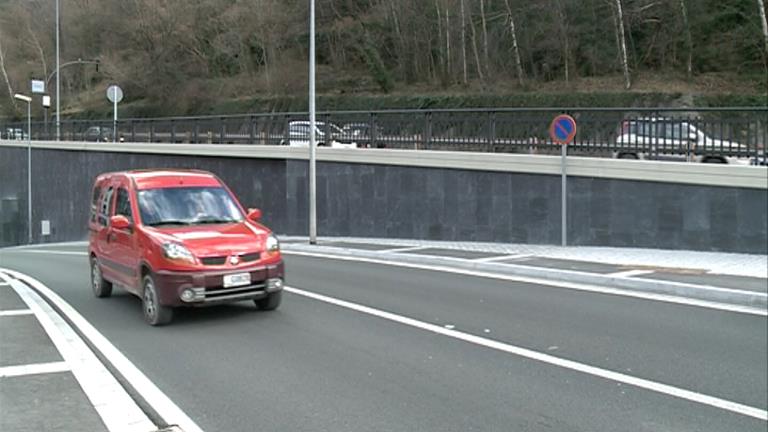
{"left": 617, "top": 153, "right": 639, "bottom": 160}
{"left": 255, "top": 291, "right": 282, "bottom": 311}
{"left": 142, "top": 273, "right": 173, "bottom": 326}
{"left": 90, "top": 256, "right": 113, "bottom": 298}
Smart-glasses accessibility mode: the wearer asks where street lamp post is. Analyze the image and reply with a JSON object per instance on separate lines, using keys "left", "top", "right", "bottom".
{"left": 55, "top": 0, "right": 60, "bottom": 141}
{"left": 308, "top": 0, "right": 317, "bottom": 245}
{"left": 14, "top": 93, "right": 33, "bottom": 244}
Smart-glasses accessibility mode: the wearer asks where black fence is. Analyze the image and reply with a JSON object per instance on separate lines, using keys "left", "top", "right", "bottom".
{"left": 2, "top": 108, "right": 766, "bottom": 163}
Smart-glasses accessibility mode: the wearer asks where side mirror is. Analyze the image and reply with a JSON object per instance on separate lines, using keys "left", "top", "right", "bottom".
{"left": 110, "top": 215, "right": 131, "bottom": 230}
{"left": 247, "top": 208, "right": 262, "bottom": 222}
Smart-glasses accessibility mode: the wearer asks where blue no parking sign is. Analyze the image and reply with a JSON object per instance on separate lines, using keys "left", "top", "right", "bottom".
{"left": 549, "top": 114, "right": 577, "bottom": 145}
{"left": 549, "top": 114, "right": 577, "bottom": 247}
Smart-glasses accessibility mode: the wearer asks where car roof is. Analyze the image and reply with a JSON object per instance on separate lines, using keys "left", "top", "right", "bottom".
{"left": 95, "top": 169, "right": 222, "bottom": 190}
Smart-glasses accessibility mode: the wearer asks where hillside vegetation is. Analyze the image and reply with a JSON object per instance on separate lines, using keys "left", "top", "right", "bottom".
{"left": 0, "top": 0, "right": 766, "bottom": 119}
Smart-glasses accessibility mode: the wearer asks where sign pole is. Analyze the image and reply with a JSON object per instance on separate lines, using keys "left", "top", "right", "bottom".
{"left": 549, "top": 114, "right": 577, "bottom": 248}
{"left": 561, "top": 144, "right": 567, "bottom": 246}
{"left": 113, "top": 95, "right": 117, "bottom": 142}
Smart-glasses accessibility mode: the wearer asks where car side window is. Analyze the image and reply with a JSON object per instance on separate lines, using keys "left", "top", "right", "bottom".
{"left": 115, "top": 187, "right": 134, "bottom": 224}
{"left": 90, "top": 186, "right": 102, "bottom": 223}
{"left": 98, "top": 187, "right": 114, "bottom": 227}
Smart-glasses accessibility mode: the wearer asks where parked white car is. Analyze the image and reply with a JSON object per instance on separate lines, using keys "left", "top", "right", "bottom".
{"left": 281, "top": 121, "right": 357, "bottom": 149}
{"left": 615, "top": 118, "right": 752, "bottom": 164}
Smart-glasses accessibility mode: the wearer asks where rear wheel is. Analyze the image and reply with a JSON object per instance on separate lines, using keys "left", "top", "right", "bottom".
{"left": 255, "top": 291, "right": 282, "bottom": 311}
{"left": 142, "top": 274, "right": 173, "bottom": 326}
{"left": 90, "top": 256, "right": 112, "bottom": 298}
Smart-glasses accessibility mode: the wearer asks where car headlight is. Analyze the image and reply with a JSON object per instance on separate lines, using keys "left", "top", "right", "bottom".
{"left": 162, "top": 242, "right": 195, "bottom": 263}
{"left": 266, "top": 234, "right": 280, "bottom": 252}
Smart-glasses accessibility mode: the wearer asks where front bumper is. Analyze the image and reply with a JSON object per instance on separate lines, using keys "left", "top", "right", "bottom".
{"left": 154, "top": 261, "right": 285, "bottom": 307}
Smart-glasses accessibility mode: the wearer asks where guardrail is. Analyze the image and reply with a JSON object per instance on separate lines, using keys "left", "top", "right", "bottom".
{"left": 1, "top": 107, "right": 766, "bottom": 163}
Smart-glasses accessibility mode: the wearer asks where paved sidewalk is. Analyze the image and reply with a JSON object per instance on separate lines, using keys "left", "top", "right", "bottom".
{"left": 280, "top": 236, "right": 768, "bottom": 280}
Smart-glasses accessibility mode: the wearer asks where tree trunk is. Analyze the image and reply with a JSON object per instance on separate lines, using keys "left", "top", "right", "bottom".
{"left": 503, "top": 0, "right": 524, "bottom": 86}
{"left": 460, "top": 0, "right": 468, "bottom": 84}
{"left": 614, "top": 0, "right": 631, "bottom": 89}
{"left": 555, "top": 0, "right": 570, "bottom": 83}
{"left": 758, "top": 0, "right": 768, "bottom": 70}
{"left": 446, "top": 8, "right": 452, "bottom": 78}
{"left": 435, "top": 0, "right": 443, "bottom": 77}
{"left": 469, "top": 3, "right": 485, "bottom": 81}
{"left": 679, "top": 0, "right": 693, "bottom": 80}
{"left": 0, "top": 30, "right": 15, "bottom": 109}
{"left": 480, "top": 0, "right": 489, "bottom": 75}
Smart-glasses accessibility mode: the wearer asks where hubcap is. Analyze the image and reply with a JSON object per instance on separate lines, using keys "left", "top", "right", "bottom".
{"left": 144, "top": 280, "right": 156, "bottom": 319}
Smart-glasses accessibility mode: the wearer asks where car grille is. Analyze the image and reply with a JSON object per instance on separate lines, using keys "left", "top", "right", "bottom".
{"left": 200, "top": 252, "right": 261, "bottom": 266}
{"left": 204, "top": 282, "right": 267, "bottom": 301}
{"left": 201, "top": 256, "right": 227, "bottom": 265}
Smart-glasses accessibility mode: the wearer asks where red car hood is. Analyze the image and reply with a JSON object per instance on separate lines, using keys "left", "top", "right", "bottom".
{"left": 146, "top": 222, "right": 269, "bottom": 256}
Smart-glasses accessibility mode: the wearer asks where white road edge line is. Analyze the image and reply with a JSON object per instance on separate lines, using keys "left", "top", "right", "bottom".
{"left": 283, "top": 250, "right": 768, "bottom": 316}
{"left": 0, "top": 309, "right": 34, "bottom": 317}
{"left": 473, "top": 254, "right": 532, "bottom": 263}
{"left": 0, "top": 271, "right": 156, "bottom": 432}
{"left": 13, "top": 250, "right": 88, "bottom": 256}
{"left": 379, "top": 246, "right": 430, "bottom": 253}
{"left": 607, "top": 269, "right": 656, "bottom": 278}
{"left": 0, "top": 268, "right": 204, "bottom": 432}
{"left": 284, "top": 284, "right": 768, "bottom": 421}
{"left": 0, "top": 361, "right": 70, "bottom": 378}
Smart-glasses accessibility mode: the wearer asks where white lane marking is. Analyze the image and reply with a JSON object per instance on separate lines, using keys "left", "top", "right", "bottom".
{"left": 0, "top": 282, "right": 9, "bottom": 286}
{"left": 607, "top": 269, "right": 656, "bottom": 278}
{"left": 284, "top": 250, "right": 768, "bottom": 316}
{"left": 379, "top": 246, "right": 430, "bottom": 253}
{"left": 473, "top": 254, "right": 532, "bottom": 263}
{"left": 0, "top": 271, "right": 155, "bottom": 432}
{"left": 284, "top": 285, "right": 768, "bottom": 421}
{"left": 0, "top": 309, "right": 34, "bottom": 317}
{"left": 13, "top": 250, "right": 88, "bottom": 256}
{"left": 0, "top": 268, "right": 204, "bottom": 432}
{"left": 0, "top": 361, "right": 70, "bottom": 378}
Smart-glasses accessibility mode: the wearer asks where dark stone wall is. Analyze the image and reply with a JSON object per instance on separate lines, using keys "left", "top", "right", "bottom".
{"left": 1, "top": 146, "right": 766, "bottom": 253}
{"left": 0, "top": 147, "right": 287, "bottom": 245}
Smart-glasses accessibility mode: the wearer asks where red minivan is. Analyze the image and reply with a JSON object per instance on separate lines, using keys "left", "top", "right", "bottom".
{"left": 88, "top": 169, "right": 284, "bottom": 326}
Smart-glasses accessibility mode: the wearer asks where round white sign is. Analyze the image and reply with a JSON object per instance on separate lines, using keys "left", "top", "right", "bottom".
{"left": 106, "top": 85, "right": 124, "bottom": 103}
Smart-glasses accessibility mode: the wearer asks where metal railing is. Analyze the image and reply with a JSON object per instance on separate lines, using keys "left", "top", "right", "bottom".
{"left": 1, "top": 107, "right": 766, "bottom": 163}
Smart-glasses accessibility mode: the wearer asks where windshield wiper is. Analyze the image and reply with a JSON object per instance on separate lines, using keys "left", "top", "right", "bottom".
{"left": 147, "top": 220, "right": 192, "bottom": 227}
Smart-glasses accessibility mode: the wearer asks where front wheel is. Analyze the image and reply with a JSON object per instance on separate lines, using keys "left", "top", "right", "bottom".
{"left": 142, "top": 274, "right": 173, "bottom": 326}
{"left": 90, "top": 256, "right": 112, "bottom": 298}
{"left": 255, "top": 291, "right": 282, "bottom": 311}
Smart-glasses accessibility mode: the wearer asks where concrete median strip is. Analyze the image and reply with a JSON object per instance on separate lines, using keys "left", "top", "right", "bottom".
{"left": 0, "top": 268, "right": 203, "bottom": 432}
{"left": 0, "top": 271, "right": 156, "bottom": 432}
{"left": 282, "top": 244, "right": 767, "bottom": 316}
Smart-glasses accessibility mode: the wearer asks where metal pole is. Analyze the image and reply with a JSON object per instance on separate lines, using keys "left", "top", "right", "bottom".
{"left": 561, "top": 144, "right": 567, "bottom": 247}
{"left": 308, "top": 0, "right": 317, "bottom": 245}
{"left": 113, "top": 95, "right": 117, "bottom": 142}
{"left": 55, "top": 0, "right": 61, "bottom": 141}
{"left": 27, "top": 101, "right": 32, "bottom": 244}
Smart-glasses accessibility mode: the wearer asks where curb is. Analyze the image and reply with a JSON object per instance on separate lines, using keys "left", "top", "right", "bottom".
{"left": 282, "top": 244, "right": 768, "bottom": 311}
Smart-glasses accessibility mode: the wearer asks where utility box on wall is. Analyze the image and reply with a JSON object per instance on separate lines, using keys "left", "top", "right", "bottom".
{"left": 0, "top": 197, "right": 20, "bottom": 247}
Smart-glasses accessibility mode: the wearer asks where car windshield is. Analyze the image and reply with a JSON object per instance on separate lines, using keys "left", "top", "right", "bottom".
{"left": 137, "top": 186, "right": 243, "bottom": 227}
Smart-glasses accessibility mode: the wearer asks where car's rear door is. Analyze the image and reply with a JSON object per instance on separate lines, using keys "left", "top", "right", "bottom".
{"left": 106, "top": 179, "right": 142, "bottom": 292}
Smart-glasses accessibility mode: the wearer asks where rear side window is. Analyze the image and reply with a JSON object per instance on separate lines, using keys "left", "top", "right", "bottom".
{"left": 98, "top": 187, "right": 114, "bottom": 227}
{"left": 90, "top": 186, "right": 102, "bottom": 223}
{"left": 115, "top": 188, "right": 133, "bottom": 223}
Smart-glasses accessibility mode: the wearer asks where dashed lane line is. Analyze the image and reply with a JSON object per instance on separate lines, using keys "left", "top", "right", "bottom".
{"left": 0, "top": 309, "right": 34, "bottom": 317}
{"left": 0, "top": 361, "right": 69, "bottom": 378}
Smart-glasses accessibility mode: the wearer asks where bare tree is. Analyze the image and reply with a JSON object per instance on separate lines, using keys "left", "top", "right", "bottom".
{"left": 503, "top": 0, "right": 524, "bottom": 85}
{"left": 758, "top": 0, "right": 768, "bottom": 69}
{"left": 679, "top": 0, "right": 693, "bottom": 80}
{"left": 460, "top": 0, "right": 468, "bottom": 84}
{"left": 614, "top": 0, "right": 631, "bottom": 89}
{"left": 479, "top": 0, "right": 489, "bottom": 74}
{"left": 468, "top": 2, "right": 485, "bottom": 81}
{"left": 0, "top": 28, "right": 15, "bottom": 109}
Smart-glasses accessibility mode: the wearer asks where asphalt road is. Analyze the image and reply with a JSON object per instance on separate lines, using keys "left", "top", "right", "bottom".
{"left": 0, "top": 245, "right": 766, "bottom": 432}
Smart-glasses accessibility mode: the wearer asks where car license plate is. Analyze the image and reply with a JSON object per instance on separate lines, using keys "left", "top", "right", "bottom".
{"left": 223, "top": 272, "right": 251, "bottom": 288}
